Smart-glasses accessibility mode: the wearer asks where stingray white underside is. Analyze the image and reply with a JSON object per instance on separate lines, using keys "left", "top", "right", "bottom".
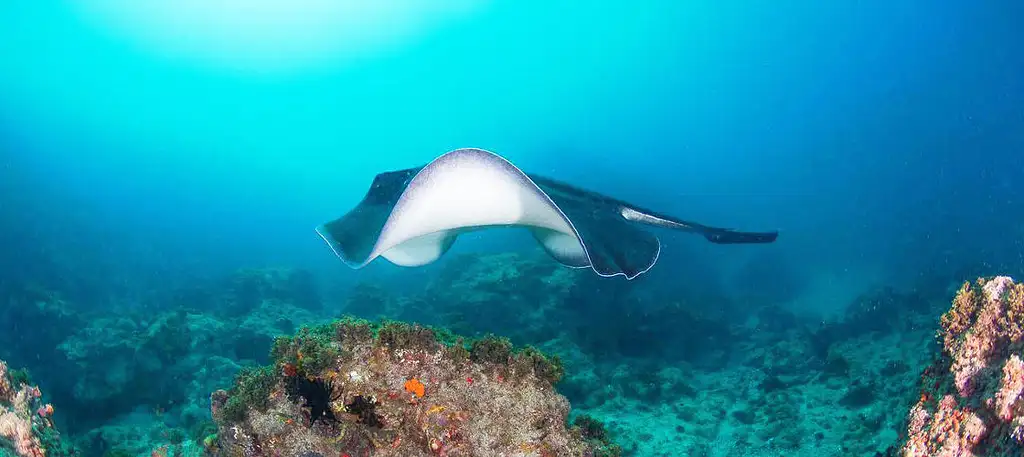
{"left": 332, "top": 148, "right": 593, "bottom": 270}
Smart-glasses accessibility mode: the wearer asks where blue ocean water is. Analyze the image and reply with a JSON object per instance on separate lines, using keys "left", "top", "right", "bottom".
{"left": 1, "top": 2, "right": 1022, "bottom": 456}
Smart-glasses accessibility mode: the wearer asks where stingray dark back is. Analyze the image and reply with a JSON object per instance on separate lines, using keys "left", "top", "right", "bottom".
{"left": 317, "top": 167, "right": 421, "bottom": 267}
{"left": 530, "top": 177, "right": 660, "bottom": 278}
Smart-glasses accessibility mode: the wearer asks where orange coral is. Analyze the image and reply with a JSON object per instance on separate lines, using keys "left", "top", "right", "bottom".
{"left": 282, "top": 363, "right": 297, "bottom": 377}
{"left": 404, "top": 378, "right": 425, "bottom": 397}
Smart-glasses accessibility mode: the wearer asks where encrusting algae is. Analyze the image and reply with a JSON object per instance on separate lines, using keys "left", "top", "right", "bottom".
{"left": 891, "top": 277, "right": 1024, "bottom": 456}
{"left": 208, "top": 317, "right": 621, "bottom": 457}
{"left": 0, "top": 360, "right": 75, "bottom": 457}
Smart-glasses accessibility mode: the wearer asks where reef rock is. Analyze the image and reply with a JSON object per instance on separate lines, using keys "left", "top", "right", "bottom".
{"left": 423, "top": 252, "right": 579, "bottom": 339}
{"left": 0, "top": 359, "right": 74, "bottom": 457}
{"left": 225, "top": 267, "right": 321, "bottom": 315}
{"left": 57, "top": 309, "right": 194, "bottom": 422}
{"left": 896, "top": 276, "right": 1024, "bottom": 456}
{"left": 207, "top": 318, "right": 619, "bottom": 457}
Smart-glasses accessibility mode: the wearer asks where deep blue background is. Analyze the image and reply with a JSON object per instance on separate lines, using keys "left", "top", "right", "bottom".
{"left": 2, "top": 1, "right": 1021, "bottom": 315}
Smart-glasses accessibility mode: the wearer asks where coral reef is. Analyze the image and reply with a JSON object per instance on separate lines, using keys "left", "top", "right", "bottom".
{"left": 58, "top": 310, "right": 193, "bottom": 418}
{"left": 171, "top": 268, "right": 322, "bottom": 317}
{"left": 552, "top": 273, "right": 945, "bottom": 456}
{"left": 208, "top": 318, "right": 618, "bottom": 457}
{"left": 808, "top": 286, "right": 936, "bottom": 362}
{"left": 894, "top": 276, "right": 1024, "bottom": 456}
{"left": 7, "top": 251, "right": 1013, "bottom": 457}
{"left": 421, "top": 253, "right": 580, "bottom": 342}
{"left": 0, "top": 285, "right": 82, "bottom": 371}
{"left": 0, "top": 360, "right": 75, "bottom": 457}
{"left": 52, "top": 281, "right": 324, "bottom": 435}
{"left": 224, "top": 268, "right": 321, "bottom": 315}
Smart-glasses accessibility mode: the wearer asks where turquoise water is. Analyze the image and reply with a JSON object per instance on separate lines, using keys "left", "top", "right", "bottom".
{"left": 1, "top": 2, "right": 1022, "bottom": 456}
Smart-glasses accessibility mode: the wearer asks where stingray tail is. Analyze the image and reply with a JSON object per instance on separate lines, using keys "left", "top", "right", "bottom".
{"left": 702, "top": 229, "right": 779, "bottom": 244}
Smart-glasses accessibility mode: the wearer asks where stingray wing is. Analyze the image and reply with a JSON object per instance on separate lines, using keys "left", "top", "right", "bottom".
{"left": 315, "top": 167, "right": 422, "bottom": 268}
{"left": 529, "top": 177, "right": 662, "bottom": 279}
{"left": 316, "top": 148, "right": 593, "bottom": 271}
{"left": 316, "top": 148, "right": 775, "bottom": 280}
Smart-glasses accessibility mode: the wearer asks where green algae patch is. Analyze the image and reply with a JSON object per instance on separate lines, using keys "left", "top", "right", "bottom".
{"left": 7, "top": 366, "right": 32, "bottom": 389}
{"left": 210, "top": 315, "right": 613, "bottom": 456}
{"left": 188, "top": 419, "right": 218, "bottom": 445}
{"left": 270, "top": 324, "right": 339, "bottom": 375}
{"left": 376, "top": 320, "right": 445, "bottom": 351}
{"left": 215, "top": 365, "right": 277, "bottom": 424}
{"left": 443, "top": 337, "right": 472, "bottom": 365}
{"left": 573, "top": 414, "right": 624, "bottom": 457}
{"left": 269, "top": 316, "right": 565, "bottom": 386}
{"left": 335, "top": 315, "right": 376, "bottom": 343}
{"left": 513, "top": 345, "right": 565, "bottom": 385}
{"left": 469, "top": 334, "right": 513, "bottom": 364}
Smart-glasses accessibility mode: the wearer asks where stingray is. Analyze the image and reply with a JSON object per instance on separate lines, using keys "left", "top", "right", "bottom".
{"left": 316, "top": 148, "right": 778, "bottom": 280}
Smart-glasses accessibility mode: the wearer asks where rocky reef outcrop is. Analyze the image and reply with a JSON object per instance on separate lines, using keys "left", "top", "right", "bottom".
{"left": 893, "top": 276, "right": 1024, "bottom": 456}
{"left": 208, "top": 318, "right": 620, "bottom": 457}
{"left": 0, "top": 359, "right": 75, "bottom": 457}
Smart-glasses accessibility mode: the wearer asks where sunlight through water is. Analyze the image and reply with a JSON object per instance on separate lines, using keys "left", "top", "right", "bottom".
{"left": 73, "top": 0, "right": 486, "bottom": 74}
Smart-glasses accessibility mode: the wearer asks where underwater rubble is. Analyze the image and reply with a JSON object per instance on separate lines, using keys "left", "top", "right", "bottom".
{"left": 0, "top": 359, "right": 75, "bottom": 457}
{"left": 207, "top": 318, "right": 621, "bottom": 457}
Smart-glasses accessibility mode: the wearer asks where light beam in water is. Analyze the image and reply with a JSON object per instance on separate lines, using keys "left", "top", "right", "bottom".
{"left": 74, "top": 0, "right": 485, "bottom": 74}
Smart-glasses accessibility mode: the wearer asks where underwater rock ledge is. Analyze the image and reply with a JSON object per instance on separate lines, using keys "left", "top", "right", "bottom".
{"left": 0, "top": 359, "right": 74, "bottom": 457}
{"left": 207, "top": 317, "right": 621, "bottom": 457}
{"left": 892, "top": 276, "right": 1024, "bottom": 456}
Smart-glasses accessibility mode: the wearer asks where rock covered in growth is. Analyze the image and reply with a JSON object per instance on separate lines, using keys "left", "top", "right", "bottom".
{"left": 208, "top": 318, "right": 620, "bottom": 457}
{"left": 422, "top": 253, "right": 579, "bottom": 338}
{"left": 56, "top": 309, "right": 194, "bottom": 422}
{"left": 226, "top": 267, "right": 321, "bottom": 314}
{"left": 0, "top": 360, "right": 73, "bottom": 457}
{"left": 897, "top": 276, "right": 1024, "bottom": 456}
